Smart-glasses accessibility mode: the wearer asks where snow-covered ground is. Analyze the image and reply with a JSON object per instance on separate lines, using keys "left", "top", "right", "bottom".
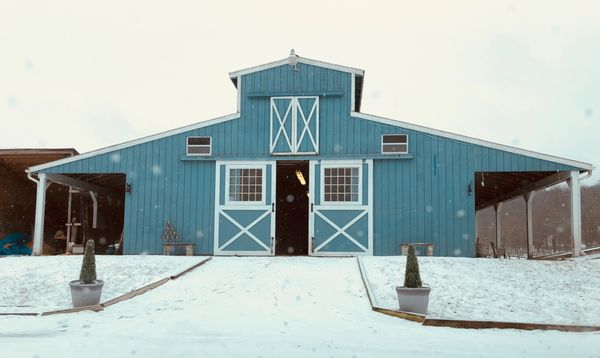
{"left": 361, "top": 256, "right": 600, "bottom": 326}
{"left": 0, "top": 255, "right": 206, "bottom": 313}
{"left": 0, "top": 256, "right": 598, "bottom": 357}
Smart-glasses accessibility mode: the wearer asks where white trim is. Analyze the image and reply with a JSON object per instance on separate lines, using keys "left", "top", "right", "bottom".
{"left": 568, "top": 171, "right": 582, "bottom": 257}
{"left": 381, "top": 134, "right": 408, "bottom": 154}
{"left": 214, "top": 160, "right": 275, "bottom": 256}
{"left": 32, "top": 173, "right": 47, "bottom": 255}
{"left": 270, "top": 96, "right": 319, "bottom": 155}
{"left": 308, "top": 160, "right": 316, "bottom": 255}
{"left": 28, "top": 113, "right": 241, "bottom": 172}
{"left": 313, "top": 210, "right": 368, "bottom": 253}
{"left": 229, "top": 56, "right": 364, "bottom": 79}
{"left": 186, "top": 136, "right": 212, "bottom": 156}
{"left": 295, "top": 97, "right": 319, "bottom": 153}
{"left": 309, "top": 159, "right": 373, "bottom": 257}
{"left": 224, "top": 164, "right": 266, "bottom": 206}
{"left": 270, "top": 162, "right": 276, "bottom": 255}
{"left": 367, "top": 159, "right": 373, "bottom": 256}
{"left": 353, "top": 112, "right": 593, "bottom": 171}
{"left": 270, "top": 97, "right": 294, "bottom": 153}
{"left": 213, "top": 161, "right": 222, "bottom": 255}
{"left": 320, "top": 161, "right": 363, "bottom": 206}
{"left": 236, "top": 76, "right": 241, "bottom": 112}
{"left": 351, "top": 74, "right": 355, "bottom": 113}
{"left": 218, "top": 209, "right": 271, "bottom": 251}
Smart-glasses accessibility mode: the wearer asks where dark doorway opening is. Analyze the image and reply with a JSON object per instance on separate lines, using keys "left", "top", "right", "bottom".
{"left": 276, "top": 161, "right": 309, "bottom": 255}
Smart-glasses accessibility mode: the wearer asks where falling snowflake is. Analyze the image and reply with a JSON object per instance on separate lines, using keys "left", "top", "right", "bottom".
{"left": 286, "top": 194, "right": 295, "bottom": 203}
{"left": 456, "top": 209, "right": 466, "bottom": 218}
{"left": 110, "top": 153, "right": 121, "bottom": 163}
{"left": 152, "top": 165, "right": 162, "bottom": 175}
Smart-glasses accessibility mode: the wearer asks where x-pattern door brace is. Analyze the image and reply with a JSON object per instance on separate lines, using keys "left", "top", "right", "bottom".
{"left": 218, "top": 209, "right": 271, "bottom": 252}
{"left": 314, "top": 210, "right": 368, "bottom": 253}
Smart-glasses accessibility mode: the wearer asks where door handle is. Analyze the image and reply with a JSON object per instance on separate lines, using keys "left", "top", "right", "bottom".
{"left": 272, "top": 202, "right": 275, "bottom": 212}
{"left": 311, "top": 203, "right": 314, "bottom": 212}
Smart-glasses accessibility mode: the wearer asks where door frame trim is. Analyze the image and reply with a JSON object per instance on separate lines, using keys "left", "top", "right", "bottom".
{"left": 213, "top": 160, "right": 276, "bottom": 256}
{"left": 308, "top": 159, "right": 374, "bottom": 256}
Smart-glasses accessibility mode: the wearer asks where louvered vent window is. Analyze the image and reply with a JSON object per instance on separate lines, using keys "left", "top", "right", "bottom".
{"left": 381, "top": 134, "right": 408, "bottom": 154}
{"left": 187, "top": 137, "right": 211, "bottom": 156}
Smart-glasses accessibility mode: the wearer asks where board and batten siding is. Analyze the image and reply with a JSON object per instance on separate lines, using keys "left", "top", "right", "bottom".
{"left": 38, "top": 62, "right": 581, "bottom": 256}
{"left": 41, "top": 133, "right": 216, "bottom": 255}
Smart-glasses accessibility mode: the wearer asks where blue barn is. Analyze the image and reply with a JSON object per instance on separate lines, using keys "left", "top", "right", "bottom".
{"left": 28, "top": 52, "right": 593, "bottom": 258}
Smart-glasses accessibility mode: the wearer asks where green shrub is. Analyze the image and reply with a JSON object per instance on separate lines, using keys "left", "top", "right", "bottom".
{"left": 403, "top": 245, "right": 422, "bottom": 288}
{"left": 79, "top": 240, "right": 97, "bottom": 284}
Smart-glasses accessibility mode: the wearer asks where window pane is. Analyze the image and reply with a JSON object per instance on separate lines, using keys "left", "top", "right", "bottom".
{"left": 188, "top": 146, "right": 210, "bottom": 154}
{"left": 229, "top": 167, "right": 263, "bottom": 202}
{"left": 382, "top": 134, "right": 407, "bottom": 144}
{"left": 188, "top": 137, "right": 211, "bottom": 145}
{"left": 323, "top": 166, "right": 360, "bottom": 203}
{"left": 382, "top": 144, "right": 408, "bottom": 153}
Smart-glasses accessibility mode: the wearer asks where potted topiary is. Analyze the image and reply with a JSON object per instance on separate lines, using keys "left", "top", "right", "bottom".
{"left": 396, "top": 244, "right": 431, "bottom": 314}
{"left": 69, "top": 240, "right": 104, "bottom": 307}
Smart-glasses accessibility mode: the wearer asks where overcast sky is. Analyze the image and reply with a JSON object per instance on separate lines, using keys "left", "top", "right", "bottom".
{"left": 1, "top": 1, "right": 599, "bottom": 183}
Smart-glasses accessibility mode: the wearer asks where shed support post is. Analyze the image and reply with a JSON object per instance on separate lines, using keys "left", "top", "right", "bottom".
{"left": 32, "top": 173, "right": 47, "bottom": 256}
{"left": 494, "top": 203, "right": 502, "bottom": 248}
{"left": 524, "top": 191, "right": 535, "bottom": 259}
{"left": 567, "top": 171, "right": 582, "bottom": 257}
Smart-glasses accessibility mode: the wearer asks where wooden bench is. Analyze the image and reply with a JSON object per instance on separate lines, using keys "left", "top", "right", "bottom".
{"left": 163, "top": 243, "right": 195, "bottom": 256}
{"left": 401, "top": 243, "right": 434, "bottom": 256}
{"left": 490, "top": 242, "right": 506, "bottom": 258}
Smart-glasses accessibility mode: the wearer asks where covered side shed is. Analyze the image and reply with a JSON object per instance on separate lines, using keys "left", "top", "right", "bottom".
{"left": 1, "top": 148, "right": 77, "bottom": 254}
{"left": 27, "top": 53, "right": 593, "bottom": 257}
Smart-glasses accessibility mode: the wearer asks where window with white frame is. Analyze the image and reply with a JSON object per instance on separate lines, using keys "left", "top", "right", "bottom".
{"left": 381, "top": 134, "right": 408, "bottom": 154}
{"left": 187, "top": 137, "right": 211, "bottom": 156}
{"left": 323, "top": 167, "right": 360, "bottom": 203}
{"left": 228, "top": 168, "right": 263, "bottom": 203}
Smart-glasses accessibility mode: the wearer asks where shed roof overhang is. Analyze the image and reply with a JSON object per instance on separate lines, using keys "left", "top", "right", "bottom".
{"left": 0, "top": 148, "right": 78, "bottom": 175}
{"left": 474, "top": 171, "right": 579, "bottom": 211}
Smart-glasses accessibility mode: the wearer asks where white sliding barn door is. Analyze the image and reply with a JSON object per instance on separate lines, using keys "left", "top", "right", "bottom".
{"left": 270, "top": 96, "right": 319, "bottom": 155}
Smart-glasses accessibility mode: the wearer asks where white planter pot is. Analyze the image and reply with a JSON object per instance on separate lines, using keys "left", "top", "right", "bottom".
{"left": 395, "top": 286, "right": 431, "bottom": 314}
{"left": 69, "top": 280, "right": 104, "bottom": 307}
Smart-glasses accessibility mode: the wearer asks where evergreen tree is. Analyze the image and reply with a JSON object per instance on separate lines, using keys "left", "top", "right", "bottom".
{"left": 404, "top": 245, "right": 422, "bottom": 288}
{"left": 79, "top": 240, "right": 97, "bottom": 284}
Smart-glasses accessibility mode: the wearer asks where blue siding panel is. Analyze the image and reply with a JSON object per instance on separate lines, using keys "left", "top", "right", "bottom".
{"left": 38, "top": 62, "right": 584, "bottom": 256}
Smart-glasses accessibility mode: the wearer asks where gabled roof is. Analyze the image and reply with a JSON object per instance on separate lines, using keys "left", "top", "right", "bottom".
{"left": 27, "top": 113, "right": 240, "bottom": 173}
{"left": 228, "top": 55, "right": 365, "bottom": 80}
{"left": 353, "top": 112, "right": 594, "bottom": 171}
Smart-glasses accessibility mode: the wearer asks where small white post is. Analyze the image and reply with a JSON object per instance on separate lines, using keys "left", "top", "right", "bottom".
{"left": 494, "top": 203, "right": 502, "bottom": 248}
{"left": 524, "top": 191, "right": 535, "bottom": 259}
{"left": 32, "top": 173, "right": 47, "bottom": 256}
{"left": 567, "top": 171, "right": 582, "bottom": 257}
{"left": 89, "top": 191, "right": 98, "bottom": 229}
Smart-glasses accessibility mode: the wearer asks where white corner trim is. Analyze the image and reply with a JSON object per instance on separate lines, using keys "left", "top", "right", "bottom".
{"left": 350, "top": 74, "right": 356, "bottom": 113}
{"left": 229, "top": 57, "right": 364, "bottom": 79}
{"left": 236, "top": 76, "right": 241, "bottom": 112}
{"left": 28, "top": 113, "right": 241, "bottom": 173}
{"left": 352, "top": 112, "right": 594, "bottom": 171}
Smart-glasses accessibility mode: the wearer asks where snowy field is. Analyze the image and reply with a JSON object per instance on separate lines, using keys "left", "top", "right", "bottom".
{"left": 361, "top": 256, "right": 600, "bottom": 326}
{"left": 0, "top": 255, "right": 206, "bottom": 313}
{"left": 0, "top": 256, "right": 599, "bottom": 357}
